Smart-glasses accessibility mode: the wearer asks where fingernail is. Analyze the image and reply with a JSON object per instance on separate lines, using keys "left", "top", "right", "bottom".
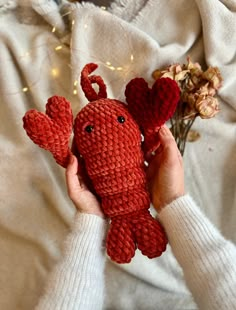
{"left": 161, "top": 125, "right": 169, "bottom": 134}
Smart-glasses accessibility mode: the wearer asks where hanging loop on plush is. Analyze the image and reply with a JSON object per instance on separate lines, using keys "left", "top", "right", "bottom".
{"left": 80, "top": 63, "right": 107, "bottom": 102}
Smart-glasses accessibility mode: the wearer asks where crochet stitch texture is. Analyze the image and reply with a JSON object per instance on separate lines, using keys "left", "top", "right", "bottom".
{"left": 23, "top": 63, "right": 180, "bottom": 263}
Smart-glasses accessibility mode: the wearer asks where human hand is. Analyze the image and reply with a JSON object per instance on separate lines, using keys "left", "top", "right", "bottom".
{"left": 66, "top": 155, "right": 105, "bottom": 218}
{"left": 147, "top": 125, "right": 185, "bottom": 212}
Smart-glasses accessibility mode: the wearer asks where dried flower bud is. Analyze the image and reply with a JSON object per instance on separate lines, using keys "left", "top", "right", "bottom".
{"left": 184, "top": 57, "right": 202, "bottom": 71}
{"left": 152, "top": 64, "right": 188, "bottom": 83}
{"left": 183, "top": 75, "right": 195, "bottom": 91}
{"left": 197, "top": 84, "right": 210, "bottom": 96}
{"left": 175, "top": 70, "right": 189, "bottom": 82}
{"left": 207, "top": 85, "right": 216, "bottom": 96}
{"left": 152, "top": 69, "right": 163, "bottom": 80}
{"left": 160, "top": 71, "right": 175, "bottom": 80}
{"left": 190, "top": 67, "right": 202, "bottom": 85}
{"left": 202, "top": 67, "right": 223, "bottom": 90}
{"left": 195, "top": 95, "right": 220, "bottom": 119}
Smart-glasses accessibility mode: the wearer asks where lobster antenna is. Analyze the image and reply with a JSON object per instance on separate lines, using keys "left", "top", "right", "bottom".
{"left": 80, "top": 63, "right": 107, "bottom": 102}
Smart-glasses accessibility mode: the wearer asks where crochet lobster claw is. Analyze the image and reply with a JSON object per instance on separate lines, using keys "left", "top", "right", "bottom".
{"left": 23, "top": 96, "right": 73, "bottom": 168}
{"left": 125, "top": 77, "right": 180, "bottom": 159}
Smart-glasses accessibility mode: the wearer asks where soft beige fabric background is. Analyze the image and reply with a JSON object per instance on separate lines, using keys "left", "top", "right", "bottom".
{"left": 0, "top": 0, "right": 235, "bottom": 309}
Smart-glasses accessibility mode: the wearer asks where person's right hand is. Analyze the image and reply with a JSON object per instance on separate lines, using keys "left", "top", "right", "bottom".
{"left": 147, "top": 125, "right": 185, "bottom": 212}
{"left": 66, "top": 155, "right": 105, "bottom": 218}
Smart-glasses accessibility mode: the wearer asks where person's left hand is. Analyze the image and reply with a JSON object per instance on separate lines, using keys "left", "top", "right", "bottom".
{"left": 66, "top": 155, "right": 105, "bottom": 218}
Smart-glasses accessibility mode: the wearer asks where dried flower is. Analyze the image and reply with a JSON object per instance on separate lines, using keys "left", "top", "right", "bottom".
{"left": 202, "top": 67, "right": 223, "bottom": 90}
{"left": 184, "top": 57, "right": 201, "bottom": 69}
{"left": 195, "top": 95, "right": 220, "bottom": 119}
{"left": 152, "top": 57, "right": 223, "bottom": 155}
{"left": 153, "top": 64, "right": 188, "bottom": 82}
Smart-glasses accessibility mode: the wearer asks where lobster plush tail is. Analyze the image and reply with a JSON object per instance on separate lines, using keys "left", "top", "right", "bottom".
{"left": 106, "top": 217, "right": 136, "bottom": 264}
{"left": 23, "top": 96, "right": 73, "bottom": 168}
{"left": 132, "top": 210, "right": 167, "bottom": 258}
{"left": 106, "top": 210, "right": 167, "bottom": 264}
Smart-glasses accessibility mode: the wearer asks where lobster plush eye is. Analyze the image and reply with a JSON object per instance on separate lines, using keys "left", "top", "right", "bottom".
{"left": 117, "top": 116, "right": 125, "bottom": 123}
{"left": 85, "top": 125, "right": 94, "bottom": 133}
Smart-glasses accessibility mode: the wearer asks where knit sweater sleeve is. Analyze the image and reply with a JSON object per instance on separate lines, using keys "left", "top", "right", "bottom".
{"left": 35, "top": 213, "right": 108, "bottom": 310}
{"left": 158, "top": 195, "right": 236, "bottom": 310}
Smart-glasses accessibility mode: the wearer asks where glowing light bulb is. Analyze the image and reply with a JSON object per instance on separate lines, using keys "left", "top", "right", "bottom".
{"left": 22, "top": 87, "right": 28, "bottom": 92}
{"left": 73, "top": 89, "right": 77, "bottom": 95}
{"left": 55, "top": 45, "right": 63, "bottom": 51}
{"left": 116, "top": 67, "right": 123, "bottom": 71}
{"left": 51, "top": 68, "right": 60, "bottom": 78}
{"left": 101, "top": 6, "right": 106, "bottom": 10}
{"left": 73, "top": 80, "right": 78, "bottom": 86}
{"left": 52, "top": 27, "right": 56, "bottom": 33}
{"left": 106, "top": 61, "right": 111, "bottom": 66}
{"left": 130, "top": 54, "right": 134, "bottom": 62}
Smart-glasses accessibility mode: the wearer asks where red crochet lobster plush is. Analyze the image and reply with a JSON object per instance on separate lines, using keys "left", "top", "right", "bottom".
{"left": 23, "top": 63, "right": 180, "bottom": 264}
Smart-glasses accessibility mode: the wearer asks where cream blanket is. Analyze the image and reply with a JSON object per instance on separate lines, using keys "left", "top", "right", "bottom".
{"left": 0, "top": 0, "right": 236, "bottom": 309}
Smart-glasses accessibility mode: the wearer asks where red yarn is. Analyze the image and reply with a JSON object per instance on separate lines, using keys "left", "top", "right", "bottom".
{"left": 23, "top": 96, "right": 73, "bottom": 167}
{"left": 81, "top": 63, "right": 107, "bottom": 101}
{"left": 125, "top": 76, "right": 180, "bottom": 158}
{"left": 73, "top": 97, "right": 167, "bottom": 263}
{"left": 106, "top": 210, "right": 167, "bottom": 263}
{"left": 23, "top": 63, "right": 180, "bottom": 264}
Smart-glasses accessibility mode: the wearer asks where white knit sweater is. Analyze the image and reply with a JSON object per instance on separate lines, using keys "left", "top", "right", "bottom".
{"left": 36, "top": 195, "right": 236, "bottom": 310}
{"left": 35, "top": 214, "right": 107, "bottom": 310}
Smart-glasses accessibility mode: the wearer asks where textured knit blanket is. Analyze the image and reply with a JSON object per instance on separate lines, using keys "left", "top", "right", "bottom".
{"left": 0, "top": 0, "right": 236, "bottom": 309}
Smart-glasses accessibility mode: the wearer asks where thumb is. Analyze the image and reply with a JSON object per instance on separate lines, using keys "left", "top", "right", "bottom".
{"left": 158, "top": 125, "right": 175, "bottom": 146}
{"left": 66, "top": 155, "right": 83, "bottom": 196}
{"left": 158, "top": 125, "right": 180, "bottom": 165}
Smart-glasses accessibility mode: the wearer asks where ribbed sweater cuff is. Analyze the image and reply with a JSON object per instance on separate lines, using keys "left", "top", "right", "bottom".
{"left": 36, "top": 213, "right": 108, "bottom": 310}
{"left": 158, "top": 195, "right": 236, "bottom": 309}
{"left": 72, "top": 212, "right": 107, "bottom": 240}
{"left": 158, "top": 195, "right": 224, "bottom": 253}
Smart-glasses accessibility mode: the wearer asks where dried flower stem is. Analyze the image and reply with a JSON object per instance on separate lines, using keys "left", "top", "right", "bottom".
{"left": 170, "top": 103, "right": 197, "bottom": 155}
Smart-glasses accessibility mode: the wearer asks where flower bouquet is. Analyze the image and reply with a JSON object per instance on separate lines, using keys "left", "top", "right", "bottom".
{"left": 152, "top": 58, "right": 223, "bottom": 155}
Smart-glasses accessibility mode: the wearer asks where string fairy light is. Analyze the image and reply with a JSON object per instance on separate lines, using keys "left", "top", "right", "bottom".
{"left": 72, "top": 79, "right": 78, "bottom": 95}
{"left": 2, "top": 6, "right": 136, "bottom": 98}
{"left": 55, "top": 45, "right": 63, "bottom": 51}
{"left": 105, "top": 61, "right": 124, "bottom": 72}
{"left": 51, "top": 68, "right": 60, "bottom": 78}
{"left": 50, "top": 9, "right": 75, "bottom": 34}
{"left": 1, "top": 8, "right": 78, "bottom": 96}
